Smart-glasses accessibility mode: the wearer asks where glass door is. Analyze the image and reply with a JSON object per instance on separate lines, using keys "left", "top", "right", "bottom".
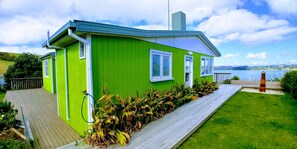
{"left": 185, "top": 56, "right": 193, "bottom": 87}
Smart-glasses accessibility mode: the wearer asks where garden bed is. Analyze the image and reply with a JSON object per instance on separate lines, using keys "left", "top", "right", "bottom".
{"left": 85, "top": 79, "right": 219, "bottom": 147}
{"left": 0, "top": 101, "right": 34, "bottom": 148}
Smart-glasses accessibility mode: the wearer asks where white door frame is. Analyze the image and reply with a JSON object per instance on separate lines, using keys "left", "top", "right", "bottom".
{"left": 184, "top": 55, "right": 194, "bottom": 87}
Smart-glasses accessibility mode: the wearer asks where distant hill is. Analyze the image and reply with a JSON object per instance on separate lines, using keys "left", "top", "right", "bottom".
{"left": 215, "top": 64, "right": 297, "bottom": 71}
{"left": 0, "top": 52, "right": 20, "bottom": 75}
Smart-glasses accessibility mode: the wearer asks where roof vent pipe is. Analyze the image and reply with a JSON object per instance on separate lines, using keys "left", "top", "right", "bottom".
{"left": 172, "top": 11, "right": 186, "bottom": 31}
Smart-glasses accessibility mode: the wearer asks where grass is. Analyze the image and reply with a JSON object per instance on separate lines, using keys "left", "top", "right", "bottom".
{"left": 0, "top": 92, "right": 5, "bottom": 102}
{"left": 0, "top": 59, "right": 14, "bottom": 75}
{"left": 179, "top": 92, "right": 297, "bottom": 149}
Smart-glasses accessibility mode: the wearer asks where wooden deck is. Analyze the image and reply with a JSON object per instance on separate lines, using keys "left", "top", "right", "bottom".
{"left": 5, "top": 89, "right": 80, "bottom": 149}
{"left": 60, "top": 84, "right": 242, "bottom": 149}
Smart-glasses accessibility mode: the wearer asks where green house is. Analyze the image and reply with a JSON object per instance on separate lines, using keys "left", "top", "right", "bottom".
{"left": 39, "top": 52, "right": 56, "bottom": 94}
{"left": 41, "top": 12, "right": 221, "bottom": 134}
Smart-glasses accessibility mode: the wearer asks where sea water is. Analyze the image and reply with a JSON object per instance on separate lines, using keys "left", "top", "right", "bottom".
{"left": 214, "top": 70, "right": 287, "bottom": 81}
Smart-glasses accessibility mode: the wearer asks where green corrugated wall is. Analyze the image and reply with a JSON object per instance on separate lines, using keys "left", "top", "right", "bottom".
{"left": 56, "top": 43, "right": 88, "bottom": 135}
{"left": 42, "top": 57, "right": 55, "bottom": 93}
{"left": 56, "top": 49, "right": 66, "bottom": 121}
{"left": 91, "top": 35, "right": 213, "bottom": 100}
{"left": 55, "top": 35, "right": 214, "bottom": 135}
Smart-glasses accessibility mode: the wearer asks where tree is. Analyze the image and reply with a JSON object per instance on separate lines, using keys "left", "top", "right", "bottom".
{"left": 0, "top": 52, "right": 16, "bottom": 61}
{"left": 4, "top": 53, "right": 42, "bottom": 89}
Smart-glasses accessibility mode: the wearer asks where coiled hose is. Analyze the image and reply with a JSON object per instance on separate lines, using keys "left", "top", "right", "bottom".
{"left": 81, "top": 90, "right": 94, "bottom": 123}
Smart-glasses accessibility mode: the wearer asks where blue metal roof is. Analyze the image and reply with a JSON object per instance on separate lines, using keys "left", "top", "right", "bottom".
{"left": 42, "top": 20, "right": 221, "bottom": 56}
{"left": 39, "top": 52, "right": 55, "bottom": 60}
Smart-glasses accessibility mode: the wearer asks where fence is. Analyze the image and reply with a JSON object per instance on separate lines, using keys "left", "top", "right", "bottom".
{"left": 231, "top": 80, "right": 281, "bottom": 90}
{"left": 214, "top": 73, "right": 231, "bottom": 84}
{"left": 10, "top": 77, "right": 43, "bottom": 90}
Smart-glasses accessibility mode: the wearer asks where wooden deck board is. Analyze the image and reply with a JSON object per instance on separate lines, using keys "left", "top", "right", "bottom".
{"left": 5, "top": 89, "right": 80, "bottom": 149}
{"left": 59, "top": 84, "right": 242, "bottom": 149}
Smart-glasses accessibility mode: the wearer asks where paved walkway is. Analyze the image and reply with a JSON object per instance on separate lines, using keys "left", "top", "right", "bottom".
{"left": 60, "top": 84, "right": 242, "bottom": 149}
{"left": 5, "top": 89, "right": 80, "bottom": 149}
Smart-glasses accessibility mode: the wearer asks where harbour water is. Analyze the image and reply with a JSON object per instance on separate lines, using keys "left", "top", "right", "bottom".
{"left": 214, "top": 70, "right": 287, "bottom": 81}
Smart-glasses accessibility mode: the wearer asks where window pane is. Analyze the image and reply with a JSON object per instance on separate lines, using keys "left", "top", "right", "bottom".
{"left": 163, "top": 55, "right": 170, "bottom": 76}
{"left": 80, "top": 42, "right": 85, "bottom": 58}
{"left": 201, "top": 59, "right": 205, "bottom": 74}
{"left": 45, "top": 59, "right": 48, "bottom": 76}
{"left": 185, "top": 59, "right": 190, "bottom": 72}
{"left": 205, "top": 59, "right": 209, "bottom": 74}
{"left": 153, "top": 54, "right": 160, "bottom": 77}
{"left": 209, "top": 59, "right": 213, "bottom": 74}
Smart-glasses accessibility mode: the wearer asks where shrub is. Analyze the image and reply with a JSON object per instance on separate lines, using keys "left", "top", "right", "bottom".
{"left": 231, "top": 76, "right": 240, "bottom": 80}
{"left": 280, "top": 70, "right": 297, "bottom": 99}
{"left": 85, "top": 80, "right": 219, "bottom": 147}
{"left": 192, "top": 79, "right": 219, "bottom": 97}
{"left": 0, "top": 52, "right": 16, "bottom": 61}
{"left": 0, "top": 101, "right": 19, "bottom": 131}
{"left": 222, "top": 79, "right": 231, "bottom": 84}
{"left": 0, "top": 138, "right": 31, "bottom": 149}
{"left": 4, "top": 53, "right": 41, "bottom": 90}
{"left": 272, "top": 77, "right": 280, "bottom": 82}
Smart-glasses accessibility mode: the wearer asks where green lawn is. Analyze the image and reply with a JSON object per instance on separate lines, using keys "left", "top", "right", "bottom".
{"left": 180, "top": 92, "right": 297, "bottom": 148}
{"left": 0, "top": 59, "right": 14, "bottom": 75}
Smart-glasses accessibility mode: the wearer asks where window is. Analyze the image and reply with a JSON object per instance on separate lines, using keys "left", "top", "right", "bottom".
{"left": 150, "top": 49, "right": 173, "bottom": 82}
{"left": 44, "top": 59, "right": 49, "bottom": 77}
{"left": 201, "top": 56, "right": 213, "bottom": 76}
{"left": 79, "top": 41, "right": 86, "bottom": 59}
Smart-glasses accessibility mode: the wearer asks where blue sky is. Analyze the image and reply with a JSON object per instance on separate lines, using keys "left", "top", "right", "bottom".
{"left": 0, "top": 0, "right": 296, "bottom": 66}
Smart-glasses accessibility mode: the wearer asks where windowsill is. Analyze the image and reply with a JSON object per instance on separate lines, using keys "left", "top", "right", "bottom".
{"left": 200, "top": 74, "right": 213, "bottom": 77}
{"left": 150, "top": 77, "right": 174, "bottom": 82}
{"left": 45, "top": 76, "right": 49, "bottom": 78}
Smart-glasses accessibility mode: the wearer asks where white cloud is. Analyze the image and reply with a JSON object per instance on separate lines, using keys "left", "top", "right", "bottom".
{"left": 265, "top": 0, "right": 297, "bottom": 15}
{"left": 0, "top": 46, "right": 50, "bottom": 55}
{"left": 0, "top": 15, "right": 67, "bottom": 45}
{"left": 240, "top": 26, "right": 297, "bottom": 43}
{"left": 290, "top": 59, "right": 297, "bottom": 64}
{"left": 223, "top": 53, "right": 239, "bottom": 58}
{"left": 135, "top": 25, "right": 168, "bottom": 30}
{"left": 196, "top": 9, "right": 297, "bottom": 44}
{"left": 0, "top": 0, "right": 242, "bottom": 26}
{"left": 247, "top": 52, "right": 267, "bottom": 59}
{"left": 250, "top": 60, "right": 269, "bottom": 66}
{"left": 0, "top": 0, "right": 243, "bottom": 51}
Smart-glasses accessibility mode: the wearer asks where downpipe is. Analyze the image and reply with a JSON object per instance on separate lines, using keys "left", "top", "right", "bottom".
{"left": 68, "top": 29, "right": 94, "bottom": 123}
{"left": 46, "top": 30, "right": 70, "bottom": 119}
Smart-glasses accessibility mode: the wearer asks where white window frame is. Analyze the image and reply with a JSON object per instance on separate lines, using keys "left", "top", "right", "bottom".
{"left": 200, "top": 56, "right": 213, "bottom": 77}
{"left": 150, "top": 49, "right": 173, "bottom": 82}
{"left": 79, "top": 41, "right": 86, "bottom": 59}
{"left": 184, "top": 55, "right": 194, "bottom": 87}
{"left": 44, "top": 59, "right": 49, "bottom": 78}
